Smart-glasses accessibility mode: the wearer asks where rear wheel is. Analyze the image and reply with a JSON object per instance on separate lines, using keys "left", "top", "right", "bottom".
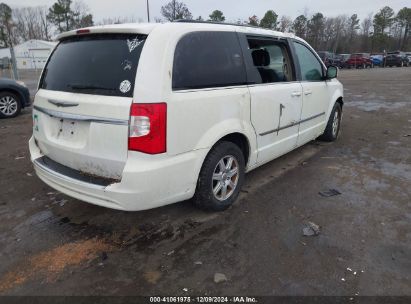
{"left": 319, "top": 103, "right": 342, "bottom": 142}
{"left": 0, "top": 92, "right": 21, "bottom": 118}
{"left": 193, "top": 141, "right": 245, "bottom": 211}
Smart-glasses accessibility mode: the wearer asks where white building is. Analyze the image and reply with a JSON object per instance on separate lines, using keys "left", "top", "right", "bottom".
{"left": 12, "top": 40, "right": 57, "bottom": 69}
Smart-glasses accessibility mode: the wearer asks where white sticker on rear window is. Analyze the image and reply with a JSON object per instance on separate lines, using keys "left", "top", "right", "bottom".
{"left": 119, "top": 80, "right": 131, "bottom": 93}
{"left": 127, "top": 37, "right": 143, "bottom": 53}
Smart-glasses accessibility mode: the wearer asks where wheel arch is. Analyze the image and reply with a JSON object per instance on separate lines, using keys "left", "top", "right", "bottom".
{"left": 0, "top": 89, "right": 24, "bottom": 107}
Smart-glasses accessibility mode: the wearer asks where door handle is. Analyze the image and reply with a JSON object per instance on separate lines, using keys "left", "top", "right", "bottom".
{"left": 304, "top": 90, "right": 313, "bottom": 96}
{"left": 291, "top": 92, "right": 302, "bottom": 97}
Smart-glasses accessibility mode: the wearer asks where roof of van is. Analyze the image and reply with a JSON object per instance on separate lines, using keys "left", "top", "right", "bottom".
{"left": 55, "top": 22, "right": 298, "bottom": 41}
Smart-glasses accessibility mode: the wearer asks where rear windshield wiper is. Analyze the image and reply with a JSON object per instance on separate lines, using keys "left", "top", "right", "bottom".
{"left": 67, "top": 84, "right": 117, "bottom": 91}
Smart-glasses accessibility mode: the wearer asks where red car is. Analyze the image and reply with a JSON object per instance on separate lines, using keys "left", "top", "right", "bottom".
{"left": 346, "top": 53, "right": 374, "bottom": 69}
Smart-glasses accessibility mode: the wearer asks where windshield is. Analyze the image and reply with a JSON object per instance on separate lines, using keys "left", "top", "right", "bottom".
{"left": 40, "top": 34, "right": 146, "bottom": 97}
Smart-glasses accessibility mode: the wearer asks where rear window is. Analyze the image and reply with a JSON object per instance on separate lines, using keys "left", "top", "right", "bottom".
{"left": 40, "top": 34, "right": 146, "bottom": 97}
{"left": 172, "top": 31, "right": 247, "bottom": 90}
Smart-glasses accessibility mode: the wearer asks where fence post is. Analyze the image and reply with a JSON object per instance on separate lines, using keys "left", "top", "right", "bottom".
{"left": 9, "top": 45, "right": 19, "bottom": 80}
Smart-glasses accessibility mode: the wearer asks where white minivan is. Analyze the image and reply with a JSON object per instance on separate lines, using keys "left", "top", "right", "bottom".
{"left": 29, "top": 21, "right": 343, "bottom": 211}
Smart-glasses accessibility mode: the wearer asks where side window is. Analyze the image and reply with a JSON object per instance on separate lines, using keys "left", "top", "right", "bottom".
{"left": 246, "top": 37, "right": 295, "bottom": 84}
{"left": 172, "top": 32, "right": 246, "bottom": 90}
{"left": 293, "top": 42, "right": 324, "bottom": 81}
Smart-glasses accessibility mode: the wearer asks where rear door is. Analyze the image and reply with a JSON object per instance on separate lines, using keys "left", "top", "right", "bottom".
{"left": 240, "top": 35, "right": 302, "bottom": 164}
{"left": 33, "top": 33, "right": 146, "bottom": 179}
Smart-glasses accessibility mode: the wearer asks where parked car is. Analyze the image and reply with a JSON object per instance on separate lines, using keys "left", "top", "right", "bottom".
{"left": 406, "top": 53, "right": 411, "bottom": 61}
{"left": 317, "top": 51, "right": 336, "bottom": 67}
{"left": 335, "top": 54, "right": 351, "bottom": 68}
{"left": 385, "top": 52, "right": 410, "bottom": 67}
{"left": 29, "top": 22, "right": 343, "bottom": 212}
{"left": 345, "top": 53, "right": 374, "bottom": 68}
{"left": 370, "top": 54, "right": 384, "bottom": 67}
{"left": 0, "top": 78, "right": 31, "bottom": 118}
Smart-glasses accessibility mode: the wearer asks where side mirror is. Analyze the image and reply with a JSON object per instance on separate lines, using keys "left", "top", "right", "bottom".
{"left": 326, "top": 66, "right": 338, "bottom": 80}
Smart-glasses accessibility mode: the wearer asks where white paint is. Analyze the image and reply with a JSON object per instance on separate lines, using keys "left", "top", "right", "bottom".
{"left": 30, "top": 22, "right": 343, "bottom": 211}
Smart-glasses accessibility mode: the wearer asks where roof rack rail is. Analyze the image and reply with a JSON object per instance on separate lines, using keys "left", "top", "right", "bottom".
{"left": 174, "top": 19, "right": 261, "bottom": 29}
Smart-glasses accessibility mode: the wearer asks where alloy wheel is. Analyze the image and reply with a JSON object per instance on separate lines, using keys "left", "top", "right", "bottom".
{"left": 0, "top": 95, "right": 18, "bottom": 116}
{"left": 212, "top": 155, "right": 239, "bottom": 201}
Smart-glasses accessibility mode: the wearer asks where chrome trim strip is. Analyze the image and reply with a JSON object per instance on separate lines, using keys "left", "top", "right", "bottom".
{"left": 33, "top": 105, "right": 128, "bottom": 126}
{"left": 259, "top": 112, "right": 325, "bottom": 136}
{"left": 33, "top": 158, "right": 106, "bottom": 190}
{"left": 48, "top": 99, "right": 79, "bottom": 107}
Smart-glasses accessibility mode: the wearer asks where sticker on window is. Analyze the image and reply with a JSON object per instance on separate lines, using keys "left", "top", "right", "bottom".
{"left": 127, "top": 37, "right": 143, "bottom": 53}
{"left": 119, "top": 80, "right": 132, "bottom": 93}
{"left": 122, "top": 59, "right": 132, "bottom": 71}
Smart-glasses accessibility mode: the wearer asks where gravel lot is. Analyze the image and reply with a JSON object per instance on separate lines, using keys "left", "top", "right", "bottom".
{"left": 0, "top": 67, "right": 410, "bottom": 296}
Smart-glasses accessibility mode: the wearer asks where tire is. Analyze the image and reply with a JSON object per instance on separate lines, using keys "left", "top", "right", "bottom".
{"left": 0, "top": 92, "right": 21, "bottom": 118}
{"left": 318, "top": 103, "right": 342, "bottom": 142}
{"left": 193, "top": 141, "right": 245, "bottom": 211}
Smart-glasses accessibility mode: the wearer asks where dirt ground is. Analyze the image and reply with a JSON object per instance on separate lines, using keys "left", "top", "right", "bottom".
{"left": 0, "top": 67, "right": 410, "bottom": 297}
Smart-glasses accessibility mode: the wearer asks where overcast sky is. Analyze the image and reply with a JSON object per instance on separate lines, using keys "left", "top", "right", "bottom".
{"left": 9, "top": 0, "right": 410, "bottom": 23}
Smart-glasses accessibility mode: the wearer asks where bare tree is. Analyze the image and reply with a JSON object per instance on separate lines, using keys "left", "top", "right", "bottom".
{"left": 161, "top": 0, "right": 192, "bottom": 22}
{"left": 278, "top": 15, "right": 293, "bottom": 32}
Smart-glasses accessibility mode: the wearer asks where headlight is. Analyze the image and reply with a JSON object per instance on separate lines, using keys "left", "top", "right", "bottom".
{"left": 16, "top": 80, "right": 27, "bottom": 87}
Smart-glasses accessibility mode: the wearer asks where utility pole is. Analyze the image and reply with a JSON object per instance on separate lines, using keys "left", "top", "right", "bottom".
{"left": 146, "top": 0, "right": 150, "bottom": 22}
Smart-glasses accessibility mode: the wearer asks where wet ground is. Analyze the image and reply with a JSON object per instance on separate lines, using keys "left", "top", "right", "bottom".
{"left": 0, "top": 67, "right": 410, "bottom": 296}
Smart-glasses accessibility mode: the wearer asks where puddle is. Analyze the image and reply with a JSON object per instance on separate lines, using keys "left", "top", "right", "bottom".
{"left": 345, "top": 101, "right": 408, "bottom": 112}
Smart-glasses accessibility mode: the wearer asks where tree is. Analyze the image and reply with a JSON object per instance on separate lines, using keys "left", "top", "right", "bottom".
{"left": 292, "top": 15, "right": 307, "bottom": 38}
{"left": 0, "top": 3, "right": 13, "bottom": 47}
{"left": 196, "top": 16, "right": 203, "bottom": 21}
{"left": 373, "top": 6, "right": 395, "bottom": 34}
{"left": 47, "top": 0, "right": 73, "bottom": 32}
{"left": 307, "top": 13, "right": 325, "bottom": 49}
{"left": 278, "top": 15, "right": 292, "bottom": 32}
{"left": 72, "top": 1, "right": 93, "bottom": 28}
{"left": 209, "top": 10, "right": 225, "bottom": 22}
{"left": 13, "top": 6, "right": 52, "bottom": 41}
{"left": 161, "top": 0, "right": 192, "bottom": 22}
{"left": 260, "top": 10, "right": 278, "bottom": 30}
{"left": 397, "top": 7, "right": 411, "bottom": 49}
{"left": 347, "top": 14, "right": 360, "bottom": 51}
{"left": 248, "top": 15, "right": 259, "bottom": 26}
{"left": 47, "top": 0, "right": 92, "bottom": 32}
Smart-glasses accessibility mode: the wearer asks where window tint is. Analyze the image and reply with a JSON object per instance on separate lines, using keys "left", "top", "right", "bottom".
{"left": 293, "top": 42, "right": 324, "bottom": 81}
{"left": 173, "top": 32, "right": 246, "bottom": 90}
{"left": 246, "top": 38, "right": 294, "bottom": 84}
{"left": 41, "top": 34, "right": 146, "bottom": 97}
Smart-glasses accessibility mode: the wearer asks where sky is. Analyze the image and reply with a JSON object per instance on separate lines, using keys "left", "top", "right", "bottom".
{"left": 9, "top": 0, "right": 411, "bottom": 23}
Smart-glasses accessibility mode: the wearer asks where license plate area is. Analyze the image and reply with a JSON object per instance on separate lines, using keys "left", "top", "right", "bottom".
{"left": 58, "top": 118, "right": 78, "bottom": 138}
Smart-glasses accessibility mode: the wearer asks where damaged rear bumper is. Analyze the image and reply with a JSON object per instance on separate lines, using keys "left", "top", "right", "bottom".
{"left": 29, "top": 136, "right": 208, "bottom": 211}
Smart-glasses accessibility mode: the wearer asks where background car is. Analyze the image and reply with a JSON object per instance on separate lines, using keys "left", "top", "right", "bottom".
{"left": 345, "top": 53, "right": 374, "bottom": 69}
{"left": 0, "top": 78, "right": 31, "bottom": 118}
{"left": 335, "top": 54, "right": 351, "bottom": 68}
{"left": 370, "top": 54, "right": 384, "bottom": 67}
{"left": 316, "top": 51, "right": 336, "bottom": 66}
{"left": 385, "top": 52, "right": 410, "bottom": 67}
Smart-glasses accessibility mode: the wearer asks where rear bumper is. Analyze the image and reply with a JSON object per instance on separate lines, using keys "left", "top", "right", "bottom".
{"left": 29, "top": 136, "right": 208, "bottom": 211}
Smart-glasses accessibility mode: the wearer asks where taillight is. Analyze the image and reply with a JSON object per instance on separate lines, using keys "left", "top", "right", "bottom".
{"left": 128, "top": 103, "right": 167, "bottom": 154}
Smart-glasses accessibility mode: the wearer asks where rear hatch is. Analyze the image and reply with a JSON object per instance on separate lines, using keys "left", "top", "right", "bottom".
{"left": 33, "top": 33, "right": 146, "bottom": 179}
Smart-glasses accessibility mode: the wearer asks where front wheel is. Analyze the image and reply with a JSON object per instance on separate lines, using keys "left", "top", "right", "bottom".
{"left": 193, "top": 141, "right": 245, "bottom": 211}
{"left": 319, "top": 103, "right": 342, "bottom": 142}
